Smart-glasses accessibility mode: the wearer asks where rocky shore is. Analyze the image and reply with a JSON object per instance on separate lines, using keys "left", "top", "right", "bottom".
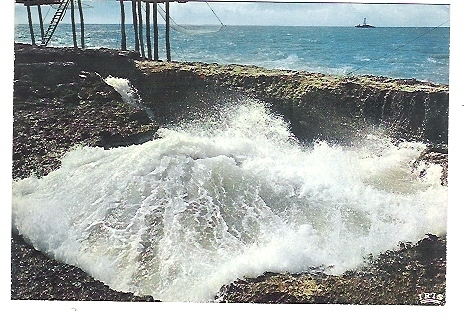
{"left": 12, "top": 44, "right": 158, "bottom": 301}
{"left": 216, "top": 234, "right": 446, "bottom": 304}
{"left": 12, "top": 43, "right": 448, "bottom": 303}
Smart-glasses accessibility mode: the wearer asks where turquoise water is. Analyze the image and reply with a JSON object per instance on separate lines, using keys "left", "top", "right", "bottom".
{"left": 15, "top": 24, "right": 449, "bottom": 84}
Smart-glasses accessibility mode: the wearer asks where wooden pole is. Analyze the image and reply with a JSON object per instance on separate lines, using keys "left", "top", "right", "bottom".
{"left": 137, "top": 0, "right": 145, "bottom": 58}
{"left": 26, "top": 5, "right": 35, "bottom": 45}
{"left": 153, "top": 2, "right": 158, "bottom": 60}
{"left": 120, "top": 0, "right": 127, "bottom": 50}
{"left": 70, "top": 0, "right": 78, "bottom": 49}
{"left": 132, "top": 0, "right": 140, "bottom": 53}
{"left": 37, "top": 5, "right": 45, "bottom": 40}
{"left": 77, "top": 0, "right": 85, "bottom": 49}
{"left": 146, "top": 2, "right": 152, "bottom": 60}
{"left": 165, "top": 1, "right": 171, "bottom": 61}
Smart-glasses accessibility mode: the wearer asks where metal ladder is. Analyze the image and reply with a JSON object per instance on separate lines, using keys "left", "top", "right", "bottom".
{"left": 40, "top": 0, "right": 70, "bottom": 46}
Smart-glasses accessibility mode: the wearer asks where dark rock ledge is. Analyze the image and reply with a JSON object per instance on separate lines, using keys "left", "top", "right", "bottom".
{"left": 11, "top": 233, "right": 156, "bottom": 301}
{"left": 12, "top": 44, "right": 448, "bottom": 303}
{"left": 216, "top": 235, "right": 446, "bottom": 305}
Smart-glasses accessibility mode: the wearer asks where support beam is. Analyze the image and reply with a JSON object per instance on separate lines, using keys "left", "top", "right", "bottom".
{"left": 146, "top": 2, "right": 152, "bottom": 60}
{"left": 77, "top": 0, "right": 85, "bottom": 49}
{"left": 165, "top": 1, "right": 171, "bottom": 61}
{"left": 26, "top": 5, "right": 35, "bottom": 45}
{"left": 132, "top": 0, "right": 140, "bottom": 53}
{"left": 37, "top": 5, "right": 45, "bottom": 40}
{"left": 70, "top": 0, "right": 78, "bottom": 49}
{"left": 153, "top": 2, "right": 158, "bottom": 60}
{"left": 137, "top": 0, "right": 145, "bottom": 58}
{"left": 120, "top": 0, "right": 127, "bottom": 50}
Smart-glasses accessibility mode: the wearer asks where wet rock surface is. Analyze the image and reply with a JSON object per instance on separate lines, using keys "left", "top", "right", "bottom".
{"left": 136, "top": 60, "right": 448, "bottom": 146}
{"left": 12, "top": 44, "right": 158, "bottom": 301}
{"left": 11, "top": 233, "right": 157, "bottom": 301}
{"left": 412, "top": 145, "right": 448, "bottom": 186}
{"left": 12, "top": 44, "right": 448, "bottom": 303}
{"left": 13, "top": 49, "right": 158, "bottom": 180}
{"left": 216, "top": 235, "right": 446, "bottom": 305}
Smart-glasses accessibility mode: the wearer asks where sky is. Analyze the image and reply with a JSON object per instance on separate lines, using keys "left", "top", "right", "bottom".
{"left": 13, "top": 0, "right": 451, "bottom": 27}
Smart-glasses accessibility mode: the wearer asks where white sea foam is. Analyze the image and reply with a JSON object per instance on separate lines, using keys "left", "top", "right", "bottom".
{"left": 104, "top": 76, "right": 141, "bottom": 106}
{"left": 11, "top": 100, "right": 447, "bottom": 302}
{"left": 104, "top": 76, "right": 155, "bottom": 121}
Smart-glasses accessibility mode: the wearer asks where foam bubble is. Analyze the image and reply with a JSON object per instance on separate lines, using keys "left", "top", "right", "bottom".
{"left": 12, "top": 100, "right": 447, "bottom": 301}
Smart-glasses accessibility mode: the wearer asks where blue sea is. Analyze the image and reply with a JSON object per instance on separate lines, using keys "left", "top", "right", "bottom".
{"left": 15, "top": 24, "right": 450, "bottom": 84}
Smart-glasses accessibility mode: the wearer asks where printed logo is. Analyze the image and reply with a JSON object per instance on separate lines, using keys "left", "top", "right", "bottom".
{"left": 418, "top": 292, "right": 445, "bottom": 305}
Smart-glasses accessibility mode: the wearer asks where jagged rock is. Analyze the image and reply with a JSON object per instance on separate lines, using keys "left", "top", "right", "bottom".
{"left": 135, "top": 60, "right": 448, "bottom": 145}
{"left": 11, "top": 233, "right": 159, "bottom": 301}
{"left": 13, "top": 58, "right": 158, "bottom": 180}
{"left": 412, "top": 146, "right": 448, "bottom": 186}
{"left": 216, "top": 235, "right": 446, "bottom": 305}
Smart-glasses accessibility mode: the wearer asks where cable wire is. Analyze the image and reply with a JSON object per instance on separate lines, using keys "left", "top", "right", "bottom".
{"left": 206, "top": 2, "right": 224, "bottom": 26}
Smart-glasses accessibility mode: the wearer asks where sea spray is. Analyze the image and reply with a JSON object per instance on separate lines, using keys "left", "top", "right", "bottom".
{"left": 104, "top": 76, "right": 155, "bottom": 121}
{"left": 11, "top": 100, "right": 447, "bottom": 302}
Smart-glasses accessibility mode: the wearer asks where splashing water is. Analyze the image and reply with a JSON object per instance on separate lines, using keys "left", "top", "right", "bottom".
{"left": 104, "top": 76, "right": 155, "bottom": 121}
{"left": 12, "top": 101, "right": 447, "bottom": 302}
{"left": 104, "top": 76, "right": 141, "bottom": 106}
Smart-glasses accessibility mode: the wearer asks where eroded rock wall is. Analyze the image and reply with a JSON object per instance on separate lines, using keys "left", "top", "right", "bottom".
{"left": 135, "top": 61, "right": 448, "bottom": 145}
{"left": 15, "top": 43, "right": 448, "bottom": 146}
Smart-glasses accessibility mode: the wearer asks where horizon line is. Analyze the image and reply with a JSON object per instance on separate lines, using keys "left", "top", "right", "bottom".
{"left": 14, "top": 23, "right": 450, "bottom": 27}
